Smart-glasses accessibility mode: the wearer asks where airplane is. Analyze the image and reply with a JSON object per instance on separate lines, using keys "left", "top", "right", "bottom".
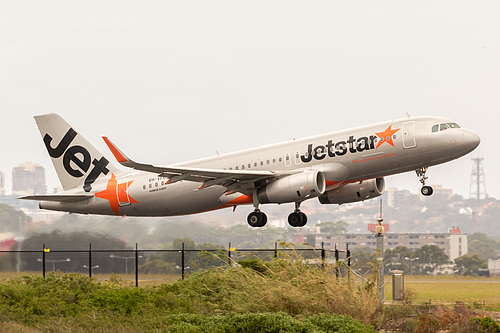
{"left": 21, "top": 113, "right": 480, "bottom": 228}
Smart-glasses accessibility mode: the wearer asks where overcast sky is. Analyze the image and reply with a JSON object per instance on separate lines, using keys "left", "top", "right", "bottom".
{"left": 1, "top": 1, "right": 498, "bottom": 199}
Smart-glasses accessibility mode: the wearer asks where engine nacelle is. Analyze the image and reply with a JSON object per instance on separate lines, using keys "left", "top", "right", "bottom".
{"left": 257, "top": 171, "right": 326, "bottom": 204}
{"left": 318, "top": 177, "right": 385, "bottom": 205}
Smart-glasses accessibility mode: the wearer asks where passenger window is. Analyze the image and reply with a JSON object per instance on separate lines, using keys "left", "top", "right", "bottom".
{"left": 432, "top": 125, "right": 439, "bottom": 132}
{"left": 254, "top": 162, "right": 257, "bottom": 167}
{"left": 248, "top": 164, "right": 251, "bottom": 169}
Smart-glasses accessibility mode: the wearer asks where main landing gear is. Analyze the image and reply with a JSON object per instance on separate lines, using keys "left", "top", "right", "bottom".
{"left": 247, "top": 210, "right": 267, "bottom": 228}
{"left": 246, "top": 201, "right": 308, "bottom": 228}
{"left": 247, "top": 193, "right": 268, "bottom": 227}
{"left": 416, "top": 167, "right": 433, "bottom": 196}
{"left": 288, "top": 202, "right": 307, "bottom": 227}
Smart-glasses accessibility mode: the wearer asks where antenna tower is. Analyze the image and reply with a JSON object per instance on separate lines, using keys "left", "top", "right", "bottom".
{"left": 469, "top": 157, "right": 488, "bottom": 200}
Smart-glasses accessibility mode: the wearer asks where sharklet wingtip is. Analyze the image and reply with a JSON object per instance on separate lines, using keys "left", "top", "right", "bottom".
{"left": 102, "top": 137, "right": 128, "bottom": 163}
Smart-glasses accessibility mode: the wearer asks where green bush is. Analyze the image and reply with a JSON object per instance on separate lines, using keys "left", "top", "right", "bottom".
{"left": 0, "top": 252, "right": 379, "bottom": 331}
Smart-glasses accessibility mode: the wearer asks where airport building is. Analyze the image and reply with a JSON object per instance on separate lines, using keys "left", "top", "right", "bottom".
{"left": 12, "top": 162, "right": 47, "bottom": 196}
{"left": 488, "top": 259, "right": 500, "bottom": 277}
{"left": 312, "top": 227, "right": 467, "bottom": 261}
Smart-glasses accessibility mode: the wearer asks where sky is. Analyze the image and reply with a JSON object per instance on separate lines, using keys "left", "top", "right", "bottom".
{"left": 1, "top": 1, "right": 499, "bottom": 199}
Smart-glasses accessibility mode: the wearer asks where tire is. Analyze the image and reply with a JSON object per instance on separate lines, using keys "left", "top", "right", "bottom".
{"left": 298, "top": 212, "right": 308, "bottom": 227}
{"left": 288, "top": 212, "right": 305, "bottom": 227}
{"left": 247, "top": 211, "right": 267, "bottom": 227}
{"left": 421, "top": 186, "right": 434, "bottom": 196}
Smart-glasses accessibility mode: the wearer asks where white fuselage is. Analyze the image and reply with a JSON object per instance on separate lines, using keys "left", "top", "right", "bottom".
{"left": 39, "top": 116, "right": 480, "bottom": 217}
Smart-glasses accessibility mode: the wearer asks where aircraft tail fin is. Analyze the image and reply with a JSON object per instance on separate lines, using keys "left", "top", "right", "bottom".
{"left": 34, "top": 113, "right": 123, "bottom": 192}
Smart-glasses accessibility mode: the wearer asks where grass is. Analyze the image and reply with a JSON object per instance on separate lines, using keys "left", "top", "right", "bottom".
{"left": 384, "top": 275, "right": 500, "bottom": 309}
{"left": 0, "top": 249, "right": 379, "bottom": 332}
{"left": 2, "top": 257, "right": 500, "bottom": 332}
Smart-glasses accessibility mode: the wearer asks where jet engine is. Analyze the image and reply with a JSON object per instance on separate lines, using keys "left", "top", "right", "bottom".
{"left": 257, "top": 170, "right": 325, "bottom": 204}
{"left": 318, "top": 177, "right": 385, "bottom": 205}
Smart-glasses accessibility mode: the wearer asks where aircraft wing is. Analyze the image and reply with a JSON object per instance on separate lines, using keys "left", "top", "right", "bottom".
{"left": 19, "top": 194, "right": 94, "bottom": 202}
{"left": 102, "top": 137, "right": 279, "bottom": 192}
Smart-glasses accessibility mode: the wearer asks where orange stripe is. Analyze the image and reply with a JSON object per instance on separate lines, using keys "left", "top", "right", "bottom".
{"left": 224, "top": 194, "right": 253, "bottom": 206}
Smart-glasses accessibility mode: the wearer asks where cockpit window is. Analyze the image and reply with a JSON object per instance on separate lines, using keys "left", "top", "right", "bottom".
{"left": 432, "top": 123, "right": 461, "bottom": 133}
{"left": 440, "top": 123, "right": 450, "bottom": 131}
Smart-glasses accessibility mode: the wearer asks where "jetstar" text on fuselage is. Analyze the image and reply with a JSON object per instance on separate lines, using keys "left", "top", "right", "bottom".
{"left": 300, "top": 134, "right": 380, "bottom": 163}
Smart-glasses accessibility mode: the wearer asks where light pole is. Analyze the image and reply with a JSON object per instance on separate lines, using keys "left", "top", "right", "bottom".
{"left": 83, "top": 265, "right": 100, "bottom": 273}
{"left": 110, "top": 255, "right": 142, "bottom": 274}
{"left": 404, "top": 257, "right": 419, "bottom": 275}
{"left": 37, "top": 258, "right": 71, "bottom": 272}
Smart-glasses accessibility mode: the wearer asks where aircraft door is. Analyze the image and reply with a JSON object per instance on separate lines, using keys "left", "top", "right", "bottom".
{"left": 294, "top": 151, "right": 301, "bottom": 165}
{"left": 402, "top": 121, "right": 416, "bottom": 149}
{"left": 117, "top": 178, "right": 132, "bottom": 206}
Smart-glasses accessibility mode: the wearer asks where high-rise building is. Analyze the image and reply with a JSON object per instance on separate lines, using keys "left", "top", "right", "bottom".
{"left": 12, "top": 162, "right": 47, "bottom": 195}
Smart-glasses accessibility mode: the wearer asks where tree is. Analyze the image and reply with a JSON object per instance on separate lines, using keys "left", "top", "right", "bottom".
{"left": 0, "top": 204, "right": 30, "bottom": 234}
{"left": 16, "top": 230, "right": 131, "bottom": 273}
{"left": 413, "top": 245, "right": 450, "bottom": 275}
{"left": 454, "top": 254, "right": 487, "bottom": 276}
{"left": 318, "top": 221, "right": 348, "bottom": 234}
{"left": 468, "top": 233, "right": 500, "bottom": 261}
{"left": 350, "top": 246, "right": 374, "bottom": 274}
{"left": 384, "top": 246, "right": 413, "bottom": 273}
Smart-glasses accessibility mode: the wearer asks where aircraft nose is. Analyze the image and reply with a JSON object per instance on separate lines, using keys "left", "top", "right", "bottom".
{"left": 463, "top": 130, "right": 480, "bottom": 151}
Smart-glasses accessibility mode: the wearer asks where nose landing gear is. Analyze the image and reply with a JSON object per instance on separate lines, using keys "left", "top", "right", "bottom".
{"left": 416, "top": 167, "right": 433, "bottom": 196}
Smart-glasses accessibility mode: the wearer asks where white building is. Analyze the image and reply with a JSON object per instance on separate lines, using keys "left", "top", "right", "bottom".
{"left": 488, "top": 259, "right": 500, "bottom": 277}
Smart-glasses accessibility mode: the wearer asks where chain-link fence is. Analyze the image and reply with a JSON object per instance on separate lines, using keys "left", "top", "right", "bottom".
{"left": 0, "top": 242, "right": 352, "bottom": 286}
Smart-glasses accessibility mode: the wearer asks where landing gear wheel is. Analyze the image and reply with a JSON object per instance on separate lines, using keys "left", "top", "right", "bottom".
{"left": 288, "top": 211, "right": 307, "bottom": 227}
{"left": 416, "top": 167, "right": 433, "bottom": 197}
{"left": 421, "top": 186, "right": 433, "bottom": 196}
{"left": 247, "top": 211, "right": 267, "bottom": 227}
{"left": 299, "top": 212, "right": 307, "bottom": 226}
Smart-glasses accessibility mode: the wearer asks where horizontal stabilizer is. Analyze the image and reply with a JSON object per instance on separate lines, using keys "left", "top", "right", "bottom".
{"left": 19, "top": 194, "right": 94, "bottom": 202}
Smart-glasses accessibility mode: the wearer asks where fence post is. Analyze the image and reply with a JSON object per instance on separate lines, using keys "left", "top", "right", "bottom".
{"left": 42, "top": 243, "right": 46, "bottom": 279}
{"left": 335, "top": 244, "right": 339, "bottom": 279}
{"left": 228, "top": 242, "right": 232, "bottom": 267}
{"left": 346, "top": 244, "right": 351, "bottom": 278}
{"left": 181, "top": 242, "right": 185, "bottom": 280}
{"left": 88, "top": 243, "right": 92, "bottom": 278}
{"left": 274, "top": 242, "right": 278, "bottom": 258}
{"left": 321, "top": 242, "right": 325, "bottom": 269}
{"left": 135, "top": 243, "right": 139, "bottom": 287}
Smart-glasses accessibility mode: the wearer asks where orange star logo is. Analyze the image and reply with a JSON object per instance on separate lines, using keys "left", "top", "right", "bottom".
{"left": 95, "top": 173, "right": 138, "bottom": 215}
{"left": 375, "top": 125, "right": 400, "bottom": 149}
